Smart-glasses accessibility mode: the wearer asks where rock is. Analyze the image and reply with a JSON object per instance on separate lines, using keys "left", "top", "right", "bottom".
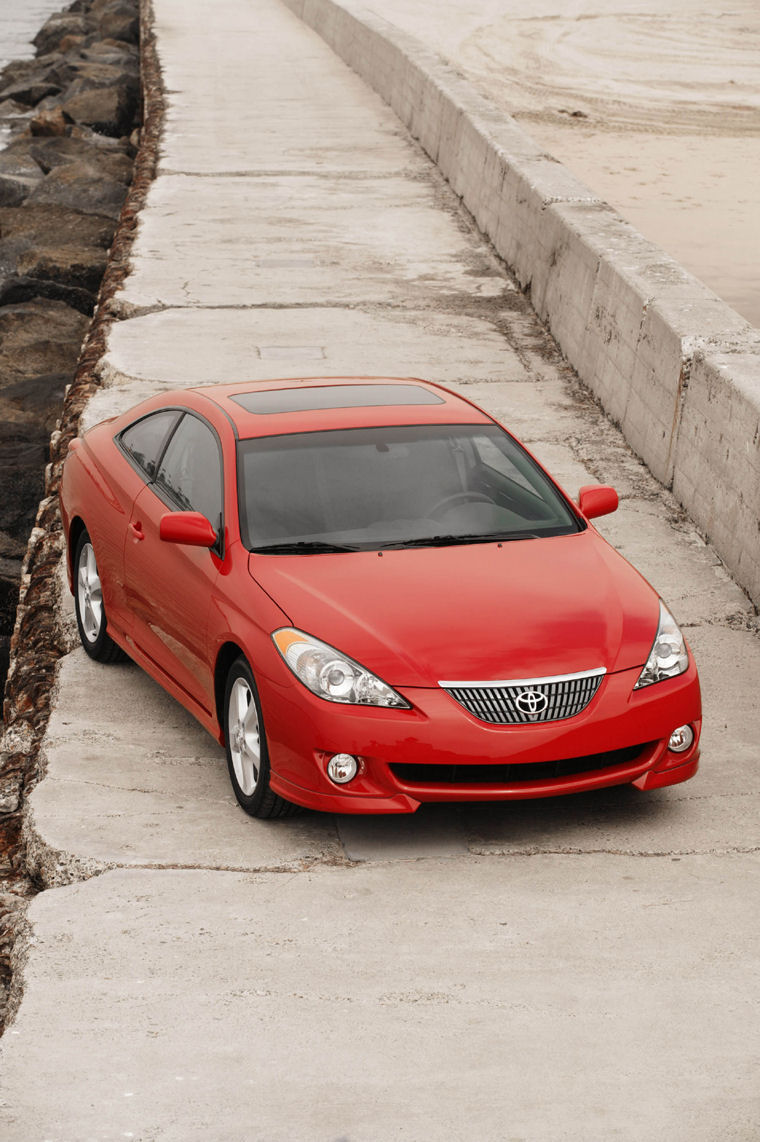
{"left": 6, "top": 235, "right": 109, "bottom": 310}
{"left": 27, "top": 136, "right": 133, "bottom": 183}
{"left": 33, "top": 14, "right": 89, "bottom": 58}
{"left": 0, "top": 74, "right": 62, "bottom": 109}
{"left": 0, "top": 298, "right": 87, "bottom": 549}
{"left": 0, "top": 425, "right": 47, "bottom": 539}
{"left": 1, "top": 373, "right": 70, "bottom": 435}
{"left": 82, "top": 40, "right": 139, "bottom": 67}
{"left": 0, "top": 204, "right": 116, "bottom": 250}
{"left": 0, "top": 275, "right": 97, "bottom": 316}
{"left": 0, "top": 98, "right": 28, "bottom": 120}
{"left": 29, "top": 107, "right": 68, "bottom": 137}
{"left": 97, "top": 1, "right": 139, "bottom": 46}
{"left": 0, "top": 58, "right": 43, "bottom": 90}
{"left": 0, "top": 153, "right": 44, "bottom": 207}
{"left": 0, "top": 0, "right": 140, "bottom": 707}
{"left": 25, "top": 160, "right": 128, "bottom": 219}
{"left": 0, "top": 533, "right": 25, "bottom": 561}
{"left": 59, "top": 34, "right": 88, "bottom": 54}
{"left": 63, "top": 58, "right": 140, "bottom": 95}
{"left": 0, "top": 299, "right": 88, "bottom": 389}
{"left": 67, "top": 123, "right": 133, "bottom": 153}
{"left": 60, "top": 82, "right": 137, "bottom": 136}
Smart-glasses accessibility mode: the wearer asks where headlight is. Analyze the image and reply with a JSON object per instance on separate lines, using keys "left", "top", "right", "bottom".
{"left": 272, "top": 628, "right": 410, "bottom": 707}
{"left": 634, "top": 602, "right": 689, "bottom": 690}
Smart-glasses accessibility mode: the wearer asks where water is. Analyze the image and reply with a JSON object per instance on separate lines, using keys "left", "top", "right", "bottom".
{"left": 0, "top": 0, "right": 65, "bottom": 145}
{"left": 0, "top": 0, "right": 64, "bottom": 70}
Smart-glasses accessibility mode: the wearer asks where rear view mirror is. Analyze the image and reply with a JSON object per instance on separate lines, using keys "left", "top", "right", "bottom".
{"left": 577, "top": 485, "right": 619, "bottom": 520}
{"left": 160, "top": 511, "right": 218, "bottom": 547}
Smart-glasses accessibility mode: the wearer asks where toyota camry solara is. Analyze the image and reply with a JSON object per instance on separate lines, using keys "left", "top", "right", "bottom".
{"left": 60, "top": 377, "right": 701, "bottom": 817}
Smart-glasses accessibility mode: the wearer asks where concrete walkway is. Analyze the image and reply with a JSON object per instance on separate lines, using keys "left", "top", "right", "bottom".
{"left": 1, "top": 0, "right": 759, "bottom": 1138}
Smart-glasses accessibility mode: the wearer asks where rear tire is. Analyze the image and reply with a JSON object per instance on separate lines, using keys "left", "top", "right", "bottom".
{"left": 74, "top": 530, "right": 123, "bottom": 663}
{"left": 223, "top": 657, "right": 298, "bottom": 819}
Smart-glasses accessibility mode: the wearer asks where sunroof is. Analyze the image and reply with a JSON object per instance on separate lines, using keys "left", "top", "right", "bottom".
{"left": 230, "top": 383, "right": 445, "bottom": 415}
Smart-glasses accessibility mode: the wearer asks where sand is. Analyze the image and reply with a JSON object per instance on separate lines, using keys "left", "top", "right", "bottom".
{"left": 374, "top": 0, "right": 760, "bottom": 328}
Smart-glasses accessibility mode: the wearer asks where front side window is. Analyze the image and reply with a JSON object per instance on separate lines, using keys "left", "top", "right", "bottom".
{"left": 118, "top": 410, "right": 180, "bottom": 480}
{"left": 238, "top": 423, "right": 582, "bottom": 553}
{"left": 154, "top": 414, "right": 223, "bottom": 530}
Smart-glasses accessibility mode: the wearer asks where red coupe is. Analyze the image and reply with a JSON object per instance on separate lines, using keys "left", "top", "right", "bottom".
{"left": 60, "top": 377, "right": 701, "bottom": 817}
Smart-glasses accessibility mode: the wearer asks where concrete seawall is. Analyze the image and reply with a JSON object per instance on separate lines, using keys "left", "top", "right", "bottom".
{"left": 284, "top": 0, "right": 760, "bottom": 607}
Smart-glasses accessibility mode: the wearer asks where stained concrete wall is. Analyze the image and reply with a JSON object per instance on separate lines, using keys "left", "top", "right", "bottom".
{"left": 284, "top": 0, "right": 760, "bottom": 606}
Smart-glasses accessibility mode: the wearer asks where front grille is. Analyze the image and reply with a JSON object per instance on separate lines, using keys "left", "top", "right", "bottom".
{"left": 389, "top": 743, "right": 651, "bottom": 787}
{"left": 441, "top": 668, "right": 605, "bottom": 724}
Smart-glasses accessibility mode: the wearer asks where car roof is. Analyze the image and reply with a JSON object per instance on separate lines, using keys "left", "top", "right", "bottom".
{"left": 189, "top": 376, "right": 493, "bottom": 438}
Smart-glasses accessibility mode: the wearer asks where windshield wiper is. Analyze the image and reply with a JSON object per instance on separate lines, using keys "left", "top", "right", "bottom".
{"left": 380, "top": 531, "right": 538, "bottom": 550}
{"left": 253, "top": 540, "right": 361, "bottom": 555}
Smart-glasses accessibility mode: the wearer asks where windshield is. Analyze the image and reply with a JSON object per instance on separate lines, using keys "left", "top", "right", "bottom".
{"left": 238, "top": 424, "right": 582, "bottom": 553}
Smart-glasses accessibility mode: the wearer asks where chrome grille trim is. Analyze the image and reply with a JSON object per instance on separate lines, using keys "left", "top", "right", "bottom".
{"left": 439, "top": 667, "right": 606, "bottom": 725}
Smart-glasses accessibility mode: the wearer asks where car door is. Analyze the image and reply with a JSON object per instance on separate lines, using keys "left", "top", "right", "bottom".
{"left": 94, "top": 408, "right": 182, "bottom": 636}
{"left": 124, "top": 412, "right": 224, "bottom": 715}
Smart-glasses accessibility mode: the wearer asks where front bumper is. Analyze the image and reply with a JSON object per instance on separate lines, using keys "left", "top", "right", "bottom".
{"left": 261, "top": 658, "right": 701, "bottom": 814}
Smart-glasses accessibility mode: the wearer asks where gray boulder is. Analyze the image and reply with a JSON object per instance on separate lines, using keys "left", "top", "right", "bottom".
{"left": 33, "top": 14, "right": 89, "bottom": 57}
{"left": 25, "top": 159, "right": 128, "bottom": 219}
{"left": 0, "top": 153, "right": 44, "bottom": 207}
{"left": 60, "top": 82, "right": 137, "bottom": 136}
{"left": 27, "top": 136, "right": 133, "bottom": 182}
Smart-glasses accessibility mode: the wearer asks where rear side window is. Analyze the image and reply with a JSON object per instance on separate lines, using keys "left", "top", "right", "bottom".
{"left": 119, "top": 410, "right": 180, "bottom": 479}
{"left": 154, "top": 413, "right": 223, "bottom": 530}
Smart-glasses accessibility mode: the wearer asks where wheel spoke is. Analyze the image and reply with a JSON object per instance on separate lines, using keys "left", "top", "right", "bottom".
{"left": 229, "top": 676, "right": 260, "bottom": 797}
{"left": 235, "top": 680, "right": 250, "bottom": 726}
{"left": 239, "top": 744, "right": 258, "bottom": 792}
{"left": 83, "top": 597, "right": 96, "bottom": 637}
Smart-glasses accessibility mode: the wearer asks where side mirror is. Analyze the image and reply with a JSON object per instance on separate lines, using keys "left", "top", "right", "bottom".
{"left": 160, "top": 511, "right": 218, "bottom": 547}
{"left": 577, "top": 485, "right": 618, "bottom": 520}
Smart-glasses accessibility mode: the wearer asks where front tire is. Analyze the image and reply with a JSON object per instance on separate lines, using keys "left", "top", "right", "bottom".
{"left": 74, "top": 530, "right": 123, "bottom": 663}
{"left": 223, "top": 657, "right": 297, "bottom": 818}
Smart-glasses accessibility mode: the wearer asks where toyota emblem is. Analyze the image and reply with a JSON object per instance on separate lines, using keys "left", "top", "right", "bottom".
{"left": 515, "top": 688, "right": 549, "bottom": 717}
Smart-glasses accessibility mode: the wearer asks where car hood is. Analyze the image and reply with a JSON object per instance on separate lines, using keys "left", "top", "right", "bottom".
{"left": 248, "top": 531, "right": 659, "bottom": 688}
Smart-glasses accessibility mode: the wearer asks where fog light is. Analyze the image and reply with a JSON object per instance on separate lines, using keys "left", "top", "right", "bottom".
{"left": 326, "top": 753, "right": 359, "bottom": 784}
{"left": 668, "top": 724, "right": 694, "bottom": 754}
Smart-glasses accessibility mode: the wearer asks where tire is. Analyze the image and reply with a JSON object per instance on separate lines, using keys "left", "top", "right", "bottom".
{"left": 73, "top": 530, "right": 124, "bottom": 663}
{"left": 223, "top": 657, "right": 298, "bottom": 819}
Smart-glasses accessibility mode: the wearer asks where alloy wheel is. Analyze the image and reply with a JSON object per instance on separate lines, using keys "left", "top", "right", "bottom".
{"left": 77, "top": 542, "right": 103, "bottom": 644}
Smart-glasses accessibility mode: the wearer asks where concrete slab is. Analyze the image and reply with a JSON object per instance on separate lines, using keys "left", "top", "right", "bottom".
{"left": 118, "top": 172, "right": 507, "bottom": 311}
{"left": 154, "top": 0, "right": 427, "bottom": 175}
{"left": 94, "top": 303, "right": 527, "bottom": 394}
{"left": 2, "top": 859, "right": 758, "bottom": 1141}
{"left": 30, "top": 650, "right": 343, "bottom": 878}
{"left": 336, "top": 805, "right": 468, "bottom": 861}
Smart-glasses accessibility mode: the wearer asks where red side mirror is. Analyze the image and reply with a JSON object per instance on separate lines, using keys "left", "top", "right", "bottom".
{"left": 160, "top": 511, "right": 218, "bottom": 547}
{"left": 577, "top": 485, "right": 618, "bottom": 520}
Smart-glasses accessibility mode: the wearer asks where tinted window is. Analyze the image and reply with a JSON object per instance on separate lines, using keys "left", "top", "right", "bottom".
{"left": 154, "top": 414, "right": 223, "bottom": 529}
{"left": 231, "top": 384, "right": 445, "bottom": 415}
{"left": 119, "top": 410, "right": 180, "bottom": 479}
{"left": 238, "top": 424, "right": 581, "bottom": 553}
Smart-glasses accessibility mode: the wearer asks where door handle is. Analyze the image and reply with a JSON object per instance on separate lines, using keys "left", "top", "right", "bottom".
{"left": 130, "top": 521, "right": 145, "bottom": 542}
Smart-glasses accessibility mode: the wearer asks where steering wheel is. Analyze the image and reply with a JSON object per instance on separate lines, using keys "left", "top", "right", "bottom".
{"left": 428, "top": 491, "right": 493, "bottom": 518}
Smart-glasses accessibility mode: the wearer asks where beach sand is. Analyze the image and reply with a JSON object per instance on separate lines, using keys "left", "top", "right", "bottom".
{"left": 376, "top": 0, "right": 760, "bottom": 328}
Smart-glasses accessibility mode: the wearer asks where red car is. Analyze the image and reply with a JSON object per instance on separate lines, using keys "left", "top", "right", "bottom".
{"left": 60, "top": 377, "right": 701, "bottom": 817}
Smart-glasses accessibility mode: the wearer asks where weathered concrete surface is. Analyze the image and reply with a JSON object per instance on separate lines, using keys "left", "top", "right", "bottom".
{"left": 4, "top": 859, "right": 759, "bottom": 1141}
{"left": 283, "top": 0, "right": 760, "bottom": 611}
{"left": 1, "top": 0, "right": 759, "bottom": 1138}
